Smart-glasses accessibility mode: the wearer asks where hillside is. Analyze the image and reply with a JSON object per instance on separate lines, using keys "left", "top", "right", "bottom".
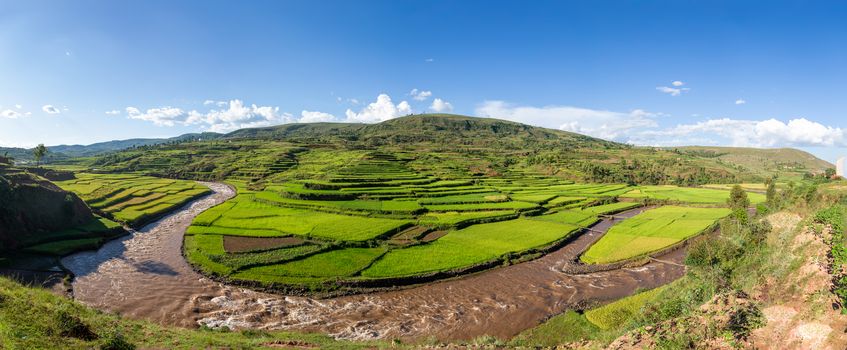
{"left": 0, "top": 165, "right": 93, "bottom": 251}
{"left": 672, "top": 146, "right": 833, "bottom": 178}
{"left": 79, "top": 114, "right": 830, "bottom": 186}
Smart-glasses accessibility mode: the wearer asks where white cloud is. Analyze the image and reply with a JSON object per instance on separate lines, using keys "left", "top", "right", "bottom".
{"left": 203, "top": 100, "right": 216, "bottom": 106}
{"left": 125, "top": 100, "right": 290, "bottom": 132}
{"left": 14, "top": 104, "right": 22, "bottom": 109}
{"left": 299, "top": 110, "right": 336, "bottom": 123}
{"left": 105, "top": 110, "right": 121, "bottom": 115}
{"left": 126, "top": 106, "right": 185, "bottom": 126}
{"left": 1, "top": 109, "right": 23, "bottom": 119}
{"left": 410, "top": 89, "right": 432, "bottom": 101}
{"left": 637, "top": 117, "right": 845, "bottom": 147}
{"left": 425, "top": 58, "right": 434, "bottom": 62}
{"left": 656, "top": 86, "right": 690, "bottom": 96}
{"left": 672, "top": 81, "right": 685, "bottom": 87}
{"left": 345, "top": 94, "right": 412, "bottom": 123}
{"left": 185, "top": 100, "right": 291, "bottom": 132}
{"left": 475, "top": 101, "right": 658, "bottom": 141}
{"left": 735, "top": 99, "right": 746, "bottom": 105}
{"left": 429, "top": 98, "right": 453, "bottom": 113}
{"left": 42, "top": 105, "right": 61, "bottom": 114}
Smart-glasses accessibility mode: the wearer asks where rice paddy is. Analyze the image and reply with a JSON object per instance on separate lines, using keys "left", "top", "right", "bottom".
{"left": 55, "top": 173, "right": 210, "bottom": 227}
{"left": 51, "top": 152, "right": 750, "bottom": 292}
{"left": 581, "top": 206, "right": 732, "bottom": 264}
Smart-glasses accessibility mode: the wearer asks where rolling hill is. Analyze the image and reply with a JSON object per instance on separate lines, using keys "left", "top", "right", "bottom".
{"left": 72, "top": 114, "right": 832, "bottom": 187}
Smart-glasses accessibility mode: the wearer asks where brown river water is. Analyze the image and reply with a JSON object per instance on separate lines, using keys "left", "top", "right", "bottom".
{"left": 61, "top": 182, "right": 686, "bottom": 341}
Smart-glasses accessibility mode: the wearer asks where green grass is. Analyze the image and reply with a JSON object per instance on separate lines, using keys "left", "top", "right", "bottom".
{"left": 362, "top": 218, "right": 579, "bottom": 277}
{"left": 621, "top": 185, "right": 766, "bottom": 204}
{"left": 24, "top": 238, "right": 104, "bottom": 256}
{"left": 511, "top": 310, "right": 602, "bottom": 347}
{"left": 234, "top": 247, "right": 385, "bottom": 280}
{"left": 584, "top": 286, "right": 669, "bottom": 330}
{"left": 530, "top": 210, "right": 598, "bottom": 227}
{"left": 581, "top": 206, "right": 731, "bottom": 264}
{"left": 19, "top": 217, "right": 123, "bottom": 256}
{"left": 578, "top": 202, "right": 641, "bottom": 215}
{"left": 56, "top": 173, "right": 210, "bottom": 227}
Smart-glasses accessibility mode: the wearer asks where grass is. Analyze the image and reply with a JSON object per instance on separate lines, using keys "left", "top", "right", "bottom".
{"left": 621, "top": 185, "right": 766, "bottom": 204}
{"left": 56, "top": 173, "right": 210, "bottom": 227}
{"left": 191, "top": 196, "right": 411, "bottom": 241}
{"left": 581, "top": 206, "right": 731, "bottom": 264}
{"left": 233, "top": 247, "right": 385, "bottom": 281}
{"left": 361, "top": 218, "right": 579, "bottom": 277}
{"left": 584, "top": 285, "right": 669, "bottom": 329}
{"left": 530, "top": 210, "right": 599, "bottom": 227}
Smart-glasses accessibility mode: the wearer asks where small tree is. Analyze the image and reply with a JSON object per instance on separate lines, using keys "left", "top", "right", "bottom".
{"left": 33, "top": 144, "right": 47, "bottom": 167}
{"left": 728, "top": 184, "right": 750, "bottom": 223}
{"left": 765, "top": 177, "right": 778, "bottom": 209}
{"left": 826, "top": 168, "right": 837, "bottom": 178}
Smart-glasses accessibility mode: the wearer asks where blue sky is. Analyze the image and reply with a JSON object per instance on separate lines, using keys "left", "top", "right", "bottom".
{"left": 1, "top": 0, "right": 845, "bottom": 163}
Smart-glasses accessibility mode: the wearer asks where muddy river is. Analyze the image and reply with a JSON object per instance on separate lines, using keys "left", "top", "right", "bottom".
{"left": 61, "top": 182, "right": 686, "bottom": 341}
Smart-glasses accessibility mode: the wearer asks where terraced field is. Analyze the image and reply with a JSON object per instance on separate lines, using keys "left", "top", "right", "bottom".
{"left": 53, "top": 151, "right": 753, "bottom": 293}
{"left": 180, "top": 153, "right": 641, "bottom": 291}
{"left": 620, "top": 185, "right": 766, "bottom": 204}
{"left": 56, "top": 173, "right": 211, "bottom": 227}
{"left": 581, "top": 206, "right": 732, "bottom": 264}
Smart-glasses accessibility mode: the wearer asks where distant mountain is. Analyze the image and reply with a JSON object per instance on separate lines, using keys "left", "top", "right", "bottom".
{"left": 49, "top": 132, "right": 222, "bottom": 157}
{"left": 1, "top": 132, "right": 222, "bottom": 163}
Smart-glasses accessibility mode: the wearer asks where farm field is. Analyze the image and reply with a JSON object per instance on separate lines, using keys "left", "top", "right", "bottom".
{"left": 180, "top": 152, "right": 651, "bottom": 290}
{"left": 55, "top": 173, "right": 211, "bottom": 227}
{"left": 170, "top": 150, "right": 766, "bottom": 292}
{"left": 620, "top": 185, "right": 766, "bottom": 204}
{"left": 581, "top": 206, "right": 731, "bottom": 264}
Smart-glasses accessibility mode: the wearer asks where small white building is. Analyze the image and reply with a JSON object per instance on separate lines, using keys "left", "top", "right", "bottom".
{"left": 838, "top": 157, "right": 846, "bottom": 178}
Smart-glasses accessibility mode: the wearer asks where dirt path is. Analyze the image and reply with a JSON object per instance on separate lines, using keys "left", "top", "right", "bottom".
{"left": 62, "top": 182, "right": 685, "bottom": 341}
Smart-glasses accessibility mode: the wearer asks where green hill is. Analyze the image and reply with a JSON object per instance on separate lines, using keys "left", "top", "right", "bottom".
{"left": 79, "top": 114, "right": 830, "bottom": 186}
{"left": 670, "top": 146, "right": 833, "bottom": 179}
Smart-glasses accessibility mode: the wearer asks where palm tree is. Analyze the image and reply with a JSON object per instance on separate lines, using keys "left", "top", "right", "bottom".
{"left": 33, "top": 144, "right": 48, "bottom": 167}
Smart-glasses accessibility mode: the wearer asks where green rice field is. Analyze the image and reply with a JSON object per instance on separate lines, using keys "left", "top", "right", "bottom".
{"left": 56, "top": 173, "right": 211, "bottom": 226}
{"left": 581, "top": 206, "right": 731, "bottom": 264}
{"left": 50, "top": 152, "right": 752, "bottom": 292}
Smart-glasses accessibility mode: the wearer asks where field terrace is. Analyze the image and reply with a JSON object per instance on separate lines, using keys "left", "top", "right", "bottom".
{"left": 183, "top": 152, "right": 641, "bottom": 293}
{"left": 56, "top": 173, "right": 211, "bottom": 227}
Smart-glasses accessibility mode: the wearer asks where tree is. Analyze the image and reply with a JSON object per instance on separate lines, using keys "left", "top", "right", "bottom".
{"left": 33, "top": 144, "right": 48, "bottom": 167}
{"left": 826, "top": 168, "right": 837, "bottom": 178}
{"left": 728, "top": 184, "right": 750, "bottom": 223}
{"left": 765, "top": 177, "right": 778, "bottom": 209}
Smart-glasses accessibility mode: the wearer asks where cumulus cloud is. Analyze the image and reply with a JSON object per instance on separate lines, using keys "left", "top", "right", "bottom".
{"left": 637, "top": 118, "right": 846, "bottom": 147}
{"left": 656, "top": 86, "right": 690, "bottom": 96}
{"left": 14, "top": 104, "right": 22, "bottom": 109}
{"left": 345, "top": 94, "right": 412, "bottom": 123}
{"left": 105, "top": 110, "right": 121, "bottom": 115}
{"left": 475, "top": 101, "right": 658, "bottom": 141}
{"left": 300, "top": 110, "right": 337, "bottom": 123}
{"left": 1, "top": 109, "right": 23, "bottom": 119}
{"left": 126, "top": 106, "right": 186, "bottom": 126}
{"left": 185, "top": 100, "right": 291, "bottom": 132}
{"left": 735, "top": 99, "right": 746, "bottom": 105}
{"left": 42, "top": 105, "right": 61, "bottom": 114}
{"left": 410, "top": 89, "right": 432, "bottom": 101}
{"left": 430, "top": 98, "right": 453, "bottom": 112}
{"left": 125, "top": 99, "right": 293, "bottom": 132}
{"left": 672, "top": 81, "right": 685, "bottom": 87}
